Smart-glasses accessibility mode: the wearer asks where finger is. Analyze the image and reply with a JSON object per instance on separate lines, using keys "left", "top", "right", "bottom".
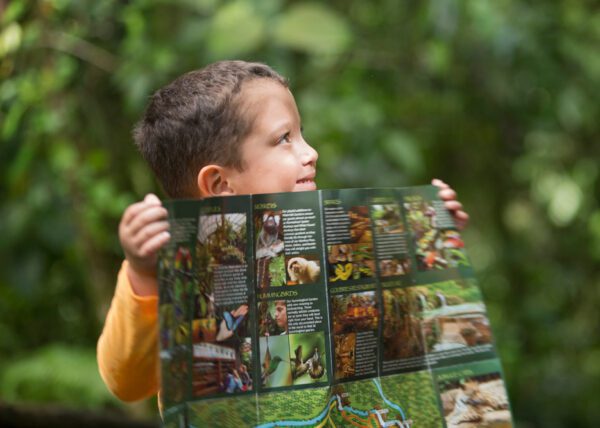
{"left": 127, "top": 205, "right": 169, "bottom": 236}
{"left": 438, "top": 188, "right": 457, "bottom": 200}
{"left": 139, "top": 231, "right": 171, "bottom": 257}
{"left": 122, "top": 200, "right": 153, "bottom": 226}
{"left": 444, "top": 200, "right": 463, "bottom": 212}
{"left": 456, "top": 211, "right": 470, "bottom": 230}
{"left": 121, "top": 194, "right": 162, "bottom": 225}
{"left": 432, "top": 178, "right": 449, "bottom": 189}
{"left": 454, "top": 210, "right": 469, "bottom": 221}
{"left": 453, "top": 211, "right": 470, "bottom": 230}
{"left": 132, "top": 220, "right": 170, "bottom": 248}
{"left": 144, "top": 193, "right": 161, "bottom": 205}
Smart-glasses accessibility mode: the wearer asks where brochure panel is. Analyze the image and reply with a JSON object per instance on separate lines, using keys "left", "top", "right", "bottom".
{"left": 157, "top": 187, "right": 513, "bottom": 427}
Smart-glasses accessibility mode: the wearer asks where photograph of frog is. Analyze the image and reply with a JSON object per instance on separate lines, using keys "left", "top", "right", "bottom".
{"left": 438, "top": 372, "right": 512, "bottom": 428}
{"left": 327, "top": 243, "right": 375, "bottom": 282}
{"left": 255, "top": 210, "right": 285, "bottom": 288}
{"left": 404, "top": 198, "right": 469, "bottom": 271}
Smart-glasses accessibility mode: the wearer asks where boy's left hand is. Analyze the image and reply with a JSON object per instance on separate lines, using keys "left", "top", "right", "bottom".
{"left": 432, "top": 178, "right": 469, "bottom": 230}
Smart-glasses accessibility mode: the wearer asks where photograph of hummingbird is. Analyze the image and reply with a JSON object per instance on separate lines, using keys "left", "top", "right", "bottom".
{"left": 261, "top": 344, "right": 286, "bottom": 386}
{"left": 291, "top": 345, "right": 325, "bottom": 380}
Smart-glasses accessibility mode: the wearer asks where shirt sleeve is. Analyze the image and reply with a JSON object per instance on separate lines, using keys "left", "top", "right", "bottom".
{"left": 97, "top": 260, "right": 160, "bottom": 401}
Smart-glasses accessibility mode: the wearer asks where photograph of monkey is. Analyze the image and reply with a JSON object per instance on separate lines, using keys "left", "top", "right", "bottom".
{"left": 255, "top": 211, "right": 284, "bottom": 257}
{"left": 286, "top": 255, "right": 321, "bottom": 285}
{"left": 255, "top": 211, "right": 286, "bottom": 288}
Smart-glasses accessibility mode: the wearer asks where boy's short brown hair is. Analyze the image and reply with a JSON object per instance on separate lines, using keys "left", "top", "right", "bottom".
{"left": 133, "top": 60, "right": 288, "bottom": 197}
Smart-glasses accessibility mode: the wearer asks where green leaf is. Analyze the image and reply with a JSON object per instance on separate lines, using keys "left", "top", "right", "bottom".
{"left": 273, "top": 3, "right": 352, "bottom": 56}
{"left": 207, "top": 1, "right": 266, "bottom": 58}
{"left": 1, "top": 1, "right": 27, "bottom": 25}
{"left": 2, "top": 101, "right": 25, "bottom": 140}
{"left": 0, "top": 22, "right": 22, "bottom": 58}
{"left": 381, "top": 131, "right": 425, "bottom": 177}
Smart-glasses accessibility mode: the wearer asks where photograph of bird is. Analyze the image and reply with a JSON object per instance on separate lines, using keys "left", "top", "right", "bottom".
{"left": 292, "top": 345, "right": 309, "bottom": 379}
{"left": 307, "top": 347, "right": 325, "bottom": 379}
{"left": 291, "top": 345, "right": 325, "bottom": 380}
{"left": 262, "top": 354, "right": 284, "bottom": 386}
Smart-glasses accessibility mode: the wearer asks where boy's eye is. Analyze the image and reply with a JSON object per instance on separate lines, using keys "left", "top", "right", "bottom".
{"left": 277, "top": 132, "right": 292, "bottom": 144}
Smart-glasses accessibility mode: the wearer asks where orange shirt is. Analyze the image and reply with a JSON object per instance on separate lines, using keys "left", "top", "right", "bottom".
{"left": 97, "top": 261, "right": 160, "bottom": 401}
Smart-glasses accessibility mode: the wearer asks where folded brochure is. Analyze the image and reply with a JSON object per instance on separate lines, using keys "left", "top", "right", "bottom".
{"left": 158, "top": 186, "right": 513, "bottom": 427}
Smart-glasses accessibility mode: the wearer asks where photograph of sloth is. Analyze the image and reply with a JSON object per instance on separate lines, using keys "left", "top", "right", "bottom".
{"left": 286, "top": 256, "right": 321, "bottom": 285}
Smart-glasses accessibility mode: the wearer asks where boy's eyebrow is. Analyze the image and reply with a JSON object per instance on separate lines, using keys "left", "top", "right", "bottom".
{"left": 266, "top": 119, "right": 295, "bottom": 137}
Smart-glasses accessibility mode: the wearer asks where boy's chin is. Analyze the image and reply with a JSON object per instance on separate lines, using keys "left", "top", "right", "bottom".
{"left": 293, "top": 181, "right": 317, "bottom": 192}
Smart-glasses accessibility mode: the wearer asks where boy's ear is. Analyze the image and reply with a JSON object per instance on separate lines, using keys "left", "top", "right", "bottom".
{"left": 197, "top": 165, "right": 236, "bottom": 197}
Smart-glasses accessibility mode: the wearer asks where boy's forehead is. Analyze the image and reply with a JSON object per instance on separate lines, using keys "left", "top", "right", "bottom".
{"left": 239, "top": 79, "right": 298, "bottom": 123}
{"left": 241, "top": 77, "right": 290, "bottom": 95}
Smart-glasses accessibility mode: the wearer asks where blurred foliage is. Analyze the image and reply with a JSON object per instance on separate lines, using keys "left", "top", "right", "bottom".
{"left": 1, "top": 344, "right": 120, "bottom": 409}
{"left": 1, "top": 0, "right": 599, "bottom": 426}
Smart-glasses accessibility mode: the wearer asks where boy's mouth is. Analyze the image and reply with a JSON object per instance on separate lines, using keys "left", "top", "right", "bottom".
{"left": 297, "top": 171, "right": 316, "bottom": 184}
{"left": 295, "top": 174, "right": 317, "bottom": 190}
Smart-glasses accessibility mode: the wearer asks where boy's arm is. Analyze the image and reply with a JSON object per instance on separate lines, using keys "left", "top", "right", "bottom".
{"left": 433, "top": 178, "right": 469, "bottom": 230}
{"left": 97, "top": 261, "right": 161, "bottom": 401}
{"left": 97, "top": 194, "right": 170, "bottom": 401}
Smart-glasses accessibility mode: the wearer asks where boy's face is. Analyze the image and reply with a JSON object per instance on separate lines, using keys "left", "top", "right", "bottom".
{"left": 274, "top": 300, "right": 287, "bottom": 331}
{"left": 224, "top": 79, "right": 318, "bottom": 195}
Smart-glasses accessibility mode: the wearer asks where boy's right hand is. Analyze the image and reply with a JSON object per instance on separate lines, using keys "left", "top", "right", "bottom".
{"left": 119, "top": 193, "right": 170, "bottom": 296}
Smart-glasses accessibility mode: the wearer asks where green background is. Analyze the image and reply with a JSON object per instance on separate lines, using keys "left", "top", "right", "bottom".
{"left": 1, "top": 0, "right": 599, "bottom": 427}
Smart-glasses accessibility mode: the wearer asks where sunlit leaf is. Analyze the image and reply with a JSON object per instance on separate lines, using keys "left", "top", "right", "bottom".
{"left": 548, "top": 177, "right": 582, "bottom": 226}
{"left": 273, "top": 3, "right": 352, "bottom": 56}
{"left": 0, "top": 22, "right": 22, "bottom": 58}
{"left": 206, "top": 1, "right": 266, "bottom": 57}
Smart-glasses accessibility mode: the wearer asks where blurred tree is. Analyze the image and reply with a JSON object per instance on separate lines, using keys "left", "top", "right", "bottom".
{"left": 0, "top": 0, "right": 599, "bottom": 426}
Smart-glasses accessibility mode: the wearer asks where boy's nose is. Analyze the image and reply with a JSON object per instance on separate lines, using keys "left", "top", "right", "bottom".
{"left": 300, "top": 138, "right": 319, "bottom": 165}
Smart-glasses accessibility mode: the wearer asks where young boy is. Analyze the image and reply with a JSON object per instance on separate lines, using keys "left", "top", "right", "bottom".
{"left": 97, "top": 60, "right": 468, "bottom": 402}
